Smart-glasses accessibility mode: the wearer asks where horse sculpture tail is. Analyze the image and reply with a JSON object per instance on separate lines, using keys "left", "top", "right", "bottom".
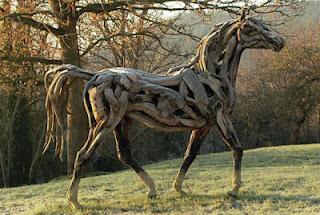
{"left": 43, "top": 64, "right": 95, "bottom": 160}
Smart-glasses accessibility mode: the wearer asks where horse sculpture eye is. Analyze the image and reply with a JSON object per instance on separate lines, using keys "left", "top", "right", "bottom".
{"left": 261, "top": 25, "right": 271, "bottom": 32}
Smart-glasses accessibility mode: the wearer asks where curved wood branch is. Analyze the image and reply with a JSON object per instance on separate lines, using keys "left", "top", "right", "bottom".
{"left": 1, "top": 14, "right": 62, "bottom": 36}
{"left": 0, "top": 55, "right": 62, "bottom": 65}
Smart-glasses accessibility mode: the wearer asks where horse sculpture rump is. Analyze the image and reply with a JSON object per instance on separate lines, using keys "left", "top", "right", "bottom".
{"left": 44, "top": 14, "right": 284, "bottom": 210}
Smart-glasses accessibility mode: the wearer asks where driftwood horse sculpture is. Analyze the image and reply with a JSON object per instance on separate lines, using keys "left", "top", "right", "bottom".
{"left": 44, "top": 14, "right": 284, "bottom": 209}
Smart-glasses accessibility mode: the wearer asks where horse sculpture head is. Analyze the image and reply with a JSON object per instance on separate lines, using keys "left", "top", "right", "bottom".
{"left": 236, "top": 16, "right": 285, "bottom": 52}
{"left": 192, "top": 11, "right": 285, "bottom": 77}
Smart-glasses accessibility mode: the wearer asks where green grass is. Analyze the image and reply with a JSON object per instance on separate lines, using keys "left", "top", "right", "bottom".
{"left": 1, "top": 144, "right": 319, "bottom": 215}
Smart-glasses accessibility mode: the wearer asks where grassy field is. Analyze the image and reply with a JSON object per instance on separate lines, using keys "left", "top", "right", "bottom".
{"left": 0, "top": 144, "right": 319, "bottom": 215}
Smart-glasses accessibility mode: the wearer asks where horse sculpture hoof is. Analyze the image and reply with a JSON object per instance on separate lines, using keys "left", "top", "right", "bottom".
{"left": 147, "top": 189, "right": 157, "bottom": 199}
{"left": 68, "top": 200, "right": 83, "bottom": 211}
{"left": 177, "top": 190, "right": 187, "bottom": 196}
{"left": 227, "top": 191, "right": 238, "bottom": 198}
{"left": 173, "top": 184, "right": 187, "bottom": 196}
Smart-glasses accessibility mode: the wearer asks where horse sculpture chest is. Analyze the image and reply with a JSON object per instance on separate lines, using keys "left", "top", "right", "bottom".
{"left": 44, "top": 14, "right": 284, "bottom": 210}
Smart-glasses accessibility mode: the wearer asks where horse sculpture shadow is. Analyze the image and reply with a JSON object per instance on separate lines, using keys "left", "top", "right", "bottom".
{"left": 81, "top": 192, "right": 224, "bottom": 214}
{"left": 79, "top": 191, "right": 320, "bottom": 214}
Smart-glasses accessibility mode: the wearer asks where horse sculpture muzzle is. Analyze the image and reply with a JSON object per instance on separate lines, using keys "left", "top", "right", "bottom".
{"left": 273, "top": 36, "right": 285, "bottom": 52}
{"left": 265, "top": 30, "right": 285, "bottom": 52}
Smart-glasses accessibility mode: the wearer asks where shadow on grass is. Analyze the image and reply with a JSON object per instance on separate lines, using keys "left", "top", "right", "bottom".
{"left": 80, "top": 192, "right": 320, "bottom": 214}
{"left": 214, "top": 192, "right": 320, "bottom": 213}
{"left": 82, "top": 192, "right": 226, "bottom": 214}
{"left": 241, "top": 192, "right": 320, "bottom": 204}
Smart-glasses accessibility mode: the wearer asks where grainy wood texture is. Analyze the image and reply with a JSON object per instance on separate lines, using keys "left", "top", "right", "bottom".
{"left": 44, "top": 12, "right": 284, "bottom": 210}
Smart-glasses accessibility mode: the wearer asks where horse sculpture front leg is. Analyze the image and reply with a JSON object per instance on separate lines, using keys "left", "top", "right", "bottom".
{"left": 216, "top": 111, "right": 243, "bottom": 197}
{"left": 173, "top": 126, "right": 211, "bottom": 194}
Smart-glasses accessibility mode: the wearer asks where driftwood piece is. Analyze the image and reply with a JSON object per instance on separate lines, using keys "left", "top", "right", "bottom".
{"left": 108, "top": 68, "right": 184, "bottom": 86}
{"left": 104, "top": 88, "right": 118, "bottom": 107}
{"left": 130, "top": 94, "right": 154, "bottom": 103}
{"left": 179, "top": 80, "right": 189, "bottom": 97}
{"left": 114, "top": 85, "right": 122, "bottom": 99}
{"left": 127, "top": 112, "right": 193, "bottom": 132}
{"left": 182, "top": 69, "right": 209, "bottom": 115}
{"left": 128, "top": 103, "right": 180, "bottom": 126}
{"left": 111, "top": 90, "right": 129, "bottom": 127}
{"left": 157, "top": 96, "right": 177, "bottom": 118}
{"left": 137, "top": 80, "right": 186, "bottom": 109}
{"left": 89, "top": 87, "right": 106, "bottom": 121}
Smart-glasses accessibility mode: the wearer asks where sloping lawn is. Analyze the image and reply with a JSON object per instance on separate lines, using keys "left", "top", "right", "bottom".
{"left": 0, "top": 144, "right": 319, "bottom": 214}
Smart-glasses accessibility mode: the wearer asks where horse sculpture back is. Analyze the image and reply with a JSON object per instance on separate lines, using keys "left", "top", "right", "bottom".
{"left": 44, "top": 14, "right": 284, "bottom": 210}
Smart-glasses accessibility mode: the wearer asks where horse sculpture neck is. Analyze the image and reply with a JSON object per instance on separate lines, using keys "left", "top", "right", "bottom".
{"left": 194, "top": 20, "right": 244, "bottom": 88}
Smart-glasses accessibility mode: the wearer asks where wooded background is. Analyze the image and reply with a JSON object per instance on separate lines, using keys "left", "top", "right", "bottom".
{"left": 0, "top": 0, "right": 319, "bottom": 188}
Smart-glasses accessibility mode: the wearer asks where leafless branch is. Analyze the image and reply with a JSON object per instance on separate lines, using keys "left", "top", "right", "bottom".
{"left": 0, "top": 55, "right": 62, "bottom": 65}
{"left": 0, "top": 13, "right": 61, "bottom": 36}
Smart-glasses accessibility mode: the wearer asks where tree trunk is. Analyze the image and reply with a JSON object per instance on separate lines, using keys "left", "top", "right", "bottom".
{"left": 28, "top": 122, "right": 46, "bottom": 184}
{"left": 7, "top": 92, "right": 21, "bottom": 186}
{"left": 318, "top": 108, "right": 320, "bottom": 142}
{"left": 59, "top": 17, "right": 87, "bottom": 176}
{"left": 290, "top": 125, "right": 301, "bottom": 144}
{"left": 0, "top": 149, "right": 8, "bottom": 187}
{"left": 66, "top": 84, "right": 88, "bottom": 175}
{"left": 290, "top": 116, "right": 306, "bottom": 144}
{"left": 306, "top": 116, "right": 311, "bottom": 143}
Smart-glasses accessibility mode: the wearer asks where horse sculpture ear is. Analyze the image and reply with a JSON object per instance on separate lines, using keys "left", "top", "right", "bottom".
{"left": 237, "top": 6, "right": 250, "bottom": 42}
{"left": 240, "top": 6, "right": 250, "bottom": 21}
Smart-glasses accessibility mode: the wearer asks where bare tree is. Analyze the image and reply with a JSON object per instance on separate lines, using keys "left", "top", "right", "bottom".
{"left": 0, "top": 0, "right": 306, "bottom": 175}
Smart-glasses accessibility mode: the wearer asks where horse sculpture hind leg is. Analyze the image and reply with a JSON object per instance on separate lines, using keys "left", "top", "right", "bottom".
{"left": 173, "top": 126, "right": 211, "bottom": 194}
{"left": 216, "top": 111, "right": 243, "bottom": 197}
{"left": 113, "top": 120, "right": 157, "bottom": 198}
{"left": 67, "top": 128, "right": 107, "bottom": 210}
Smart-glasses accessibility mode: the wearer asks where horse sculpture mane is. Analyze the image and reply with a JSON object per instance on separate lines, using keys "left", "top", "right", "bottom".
{"left": 44, "top": 14, "right": 284, "bottom": 210}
